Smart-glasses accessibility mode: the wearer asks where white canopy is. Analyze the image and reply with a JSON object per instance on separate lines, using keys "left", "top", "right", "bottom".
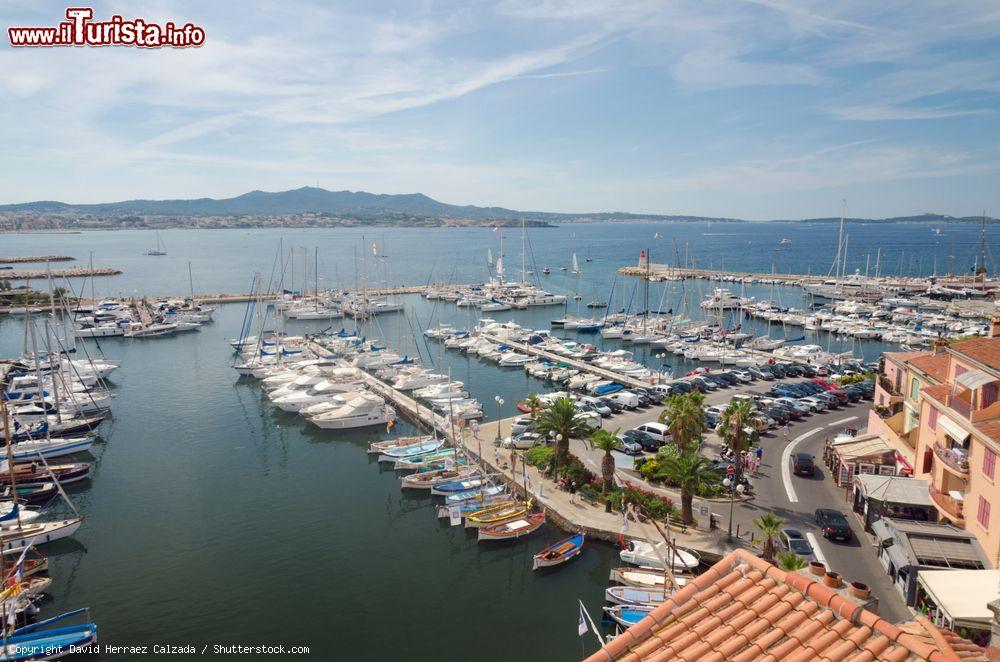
{"left": 938, "top": 415, "right": 970, "bottom": 443}
{"left": 917, "top": 569, "right": 1000, "bottom": 628}
{"left": 955, "top": 369, "right": 995, "bottom": 391}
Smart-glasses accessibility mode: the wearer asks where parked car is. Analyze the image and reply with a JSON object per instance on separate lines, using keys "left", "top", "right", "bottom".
{"left": 620, "top": 429, "right": 661, "bottom": 452}
{"left": 509, "top": 417, "right": 537, "bottom": 435}
{"left": 771, "top": 403, "right": 802, "bottom": 420}
{"left": 597, "top": 397, "right": 624, "bottom": 415}
{"left": 815, "top": 392, "right": 840, "bottom": 409}
{"left": 578, "top": 410, "right": 603, "bottom": 428}
{"left": 799, "top": 396, "right": 827, "bottom": 412}
{"left": 769, "top": 364, "right": 788, "bottom": 379}
{"left": 577, "top": 396, "right": 612, "bottom": 417}
{"left": 504, "top": 432, "right": 544, "bottom": 450}
{"left": 766, "top": 407, "right": 790, "bottom": 425}
{"left": 800, "top": 365, "right": 817, "bottom": 377}
{"left": 715, "top": 372, "right": 739, "bottom": 387}
{"left": 671, "top": 380, "right": 693, "bottom": 394}
{"left": 732, "top": 369, "right": 754, "bottom": 382}
{"left": 632, "top": 422, "right": 670, "bottom": 443}
{"left": 776, "top": 397, "right": 812, "bottom": 415}
{"left": 610, "top": 391, "right": 640, "bottom": 410}
{"left": 815, "top": 508, "right": 853, "bottom": 541}
{"left": 690, "top": 376, "right": 718, "bottom": 391}
{"left": 779, "top": 528, "right": 816, "bottom": 562}
{"left": 783, "top": 365, "right": 803, "bottom": 377}
{"left": 790, "top": 452, "right": 815, "bottom": 476}
{"left": 614, "top": 438, "right": 644, "bottom": 456}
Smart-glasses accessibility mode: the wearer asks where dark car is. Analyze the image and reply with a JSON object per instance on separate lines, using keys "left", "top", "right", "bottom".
{"left": 790, "top": 452, "right": 815, "bottom": 476}
{"left": 828, "top": 388, "right": 850, "bottom": 405}
{"left": 634, "top": 393, "right": 653, "bottom": 408}
{"left": 621, "top": 429, "right": 660, "bottom": 452}
{"left": 771, "top": 403, "right": 801, "bottom": 420}
{"left": 598, "top": 397, "right": 624, "bottom": 414}
{"left": 842, "top": 386, "right": 864, "bottom": 402}
{"left": 686, "top": 379, "right": 708, "bottom": 393}
{"left": 815, "top": 508, "right": 853, "bottom": 541}
{"left": 783, "top": 365, "right": 803, "bottom": 378}
{"left": 766, "top": 407, "right": 790, "bottom": 425}
{"left": 757, "top": 368, "right": 775, "bottom": 381}
{"left": 714, "top": 372, "right": 739, "bottom": 387}
{"left": 800, "top": 365, "right": 817, "bottom": 377}
{"left": 671, "top": 380, "right": 692, "bottom": 394}
{"left": 769, "top": 364, "right": 788, "bottom": 379}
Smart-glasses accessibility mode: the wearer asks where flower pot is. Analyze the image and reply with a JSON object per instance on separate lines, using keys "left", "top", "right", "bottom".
{"left": 850, "top": 581, "right": 870, "bottom": 599}
{"left": 808, "top": 561, "right": 826, "bottom": 576}
{"left": 823, "top": 571, "right": 842, "bottom": 588}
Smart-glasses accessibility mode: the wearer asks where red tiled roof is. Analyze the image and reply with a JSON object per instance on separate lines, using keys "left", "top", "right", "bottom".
{"left": 950, "top": 337, "right": 1000, "bottom": 371}
{"left": 976, "top": 421, "right": 1000, "bottom": 444}
{"left": 922, "top": 384, "right": 951, "bottom": 404}
{"left": 907, "top": 354, "right": 951, "bottom": 383}
{"left": 586, "top": 549, "right": 988, "bottom": 662}
{"left": 886, "top": 351, "right": 931, "bottom": 366}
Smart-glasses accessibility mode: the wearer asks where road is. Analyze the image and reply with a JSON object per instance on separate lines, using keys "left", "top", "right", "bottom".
{"left": 567, "top": 379, "right": 911, "bottom": 622}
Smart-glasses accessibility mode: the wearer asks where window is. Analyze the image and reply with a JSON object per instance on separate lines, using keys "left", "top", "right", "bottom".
{"left": 928, "top": 407, "right": 938, "bottom": 431}
{"left": 984, "top": 448, "right": 997, "bottom": 480}
{"left": 910, "top": 378, "right": 920, "bottom": 400}
{"left": 983, "top": 383, "right": 998, "bottom": 409}
{"left": 978, "top": 496, "right": 991, "bottom": 529}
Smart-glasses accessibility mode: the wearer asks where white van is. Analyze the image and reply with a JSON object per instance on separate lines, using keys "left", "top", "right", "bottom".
{"left": 633, "top": 421, "right": 670, "bottom": 443}
{"left": 611, "top": 391, "right": 640, "bottom": 410}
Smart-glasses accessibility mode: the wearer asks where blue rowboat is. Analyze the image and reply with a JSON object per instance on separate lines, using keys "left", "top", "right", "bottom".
{"left": 430, "top": 476, "right": 485, "bottom": 496}
{"left": 593, "top": 383, "right": 623, "bottom": 396}
{"left": 532, "top": 533, "right": 585, "bottom": 570}
{"left": 0, "top": 608, "right": 97, "bottom": 661}
{"left": 392, "top": 449, "right": 457, "bottom": 469}
{"left": 435, "top": 495, "right": 507, "bottom": 519}
{"left": 603, "top": 604, "right": 655, "bottom": 628}
{"left": 376, "top": 439, "right": 444, "bottom": 462}
{"left": 444, "top": 485, "right": 502, "bottom": 504}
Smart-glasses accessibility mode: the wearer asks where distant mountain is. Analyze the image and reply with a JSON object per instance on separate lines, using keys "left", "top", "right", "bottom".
{"left": 0, "top": 188, "right": 993, "bottom": 224}
{"left": 784, "top": 213, "right": 995, "bottom": 224}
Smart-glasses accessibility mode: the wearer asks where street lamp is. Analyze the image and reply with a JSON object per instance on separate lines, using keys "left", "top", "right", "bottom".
{"left": 494, "top": 396, "right": 504, "bottom": 445}
{"left": 722, "top": 477, "right": 746, "bottom": 542}
{"left": 554, "top": 433, "right": 564, "bottom": 480}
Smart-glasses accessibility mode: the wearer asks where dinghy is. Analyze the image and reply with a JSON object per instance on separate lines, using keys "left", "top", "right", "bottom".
{"left": 603, "top": 604, "right": 655, "bottom": 628}
{"left": 0, "top": 607, "right": 97, "bottom": 660}
{"left": 376, "top": 439, "right": 444, "bottom": 462}
{"left": 400, "top": 467, "right": 476, "bottom": 490}
{"left": 532, "top": 532, "right": 584, "bottom": 570}
{"left": 608, "top": 567, "right": 690, "bottom": 589}
{"left": 619, "top": 540, "right": 700, "bottom": 571}
{"left": 435, "top": 495, "right": 507, "bottom": 519}
{"left": 464, "top": 500, "right": 529, "bottom": 528}
{"left": 477, "top": 511, "right": 545, "bottom": 542}
{"left": 604, "top": 585, "right": 670, "bottom": 606}
{"left": 0, "top": 462, "right": 91, "bottom": 488}
{"left": 429, "top": 475, "right": 486, "bottom": 496}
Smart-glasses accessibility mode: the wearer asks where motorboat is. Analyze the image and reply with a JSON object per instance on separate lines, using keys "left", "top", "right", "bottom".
{"left": 307, "top": 394, "right": 395, "bottom": 430}
{"left": 619, "top": 540, "right": 700, "bottom": 571}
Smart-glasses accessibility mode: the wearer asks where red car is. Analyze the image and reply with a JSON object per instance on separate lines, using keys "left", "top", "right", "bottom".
{"left": 810, "top": 377, "right": 838, "bottom": 391}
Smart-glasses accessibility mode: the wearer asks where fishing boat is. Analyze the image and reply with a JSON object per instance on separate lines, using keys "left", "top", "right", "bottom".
{"left": 586, "top": 301, "right": 608, "bottom": 309}
{"left": 429, "top": 475, "right": 486, "bottom": 496}
{"left": 477, "top": 511, "right": 545, "bottom": 542}
{"left": 376, "top": 438, "right": 444, "bottom": 463}
{"left": 532, "top": 532, "right": 584, "bottom": 570}
{"left": 609, "top": 567, "right": 689, "bottom": 589}
{"left": 400, "top": 467, "right": 476, "bottom": 490}
{"left": 392, "top": 449, "right": 461, "bottom": 471}
{"left": 367, "top": 435, "right": 431, "bottom": 454}
{"left": 603, "top": 604, "right": 655, "bottom": 628}
{"left": 619, "top": 540, "right": 700, "bottom": 571}
{"left": 0, "top": 608, "right": 97, "bottom": 660}
{"left": 604, "top": 585, "right": 670, "bottom": 606}
{"left": 464, "top": 500, "right": 529, "bottom": 528}
{"left": 442, "top": 484, "right": 503, "bottom": 504}
{"left": 0, "top": 483, "right": 57, "bottom": 505}
{"left": 1, "top": 547, "right": 47, "bottom": 580}
{"left": 542, "top": 267, "right": 550, "bottom": 275}
{"left": 0, "top": 462, "right": 91, "bottom": 488}
{"left": 10, "top": 436, "right": 94, "bottom": 462}
{"left": 435, "top": 494, "right": 507, "bottom": 519}
{"left": 0, "top": 518, "right": 83, "bottom": 552}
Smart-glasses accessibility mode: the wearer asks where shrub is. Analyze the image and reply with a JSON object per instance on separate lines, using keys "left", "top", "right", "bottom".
{"left": 639, "top": 459, "right": 661, "bottom": 480}
{"left": 525, "top": 445, "right": 554, "bottom": 469}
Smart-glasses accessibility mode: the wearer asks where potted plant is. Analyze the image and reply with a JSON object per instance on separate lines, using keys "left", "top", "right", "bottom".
{"left": 823, "top": 571, "right": 842, "bottom": 588}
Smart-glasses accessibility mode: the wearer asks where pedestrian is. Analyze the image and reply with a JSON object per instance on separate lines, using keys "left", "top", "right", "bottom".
{"left": 783, "top": 424, "right": 790, "bottom": 443}
{"left": 756, "top": 446, "right": 763, "bottom": 462}
{"left": 495, "top": 446, "right": 501, "bottom": 466}
{"left": 569, "top": 482, "right": 577, "bottom": 504}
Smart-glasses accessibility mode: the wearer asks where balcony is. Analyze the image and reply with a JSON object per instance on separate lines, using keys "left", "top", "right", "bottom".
{"left": 882, "top": 411, "right": 916, "bottom": 451}
{"left": 878, "top": 375, "right": 903, "bottom": 404}
{"left": 932, "top": 443, "right": 969, "bottom": 476}
{"left": 929, "top": 485, "right": 965, "bottom": 525}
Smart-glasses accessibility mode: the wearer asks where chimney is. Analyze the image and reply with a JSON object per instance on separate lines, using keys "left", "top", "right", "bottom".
{"left": 989, "top": 317, "right": 1000, "bottom": 339}
{"left": 932, "top": 336, "right": 948, "bottom": 354}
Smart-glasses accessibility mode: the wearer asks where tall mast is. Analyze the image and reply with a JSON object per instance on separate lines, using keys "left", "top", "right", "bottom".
{"left": 831, "top": 199, "right": 845, "bottom": 280}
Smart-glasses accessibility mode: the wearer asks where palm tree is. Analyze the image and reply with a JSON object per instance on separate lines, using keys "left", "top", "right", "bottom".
{"left": 534, "top": 397, "right": 594, "bottom": 469}
{"left": 777, "top": 550, "right": 806, "bottom": 571}
{"left": 658, "top": 392, "right": 705, "bottom": 451}
{"left": 715, "top": 399, "right": 760, "bottom": 485}
{"left": 589, "top": 428, "right": 621, "bottom": 492}
{"left": 655, "top": 451, "right": 719, "bottom": 524}
{"left": 753, "top": 513, "right": 783, "bottom": 563}
{"left": 524, "top": 393, "right": 543, "bottom": 420}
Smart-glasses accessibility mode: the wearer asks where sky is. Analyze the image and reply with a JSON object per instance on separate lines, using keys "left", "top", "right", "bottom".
{"left": 1, "top": 0, "right": 999, "bottom": 219}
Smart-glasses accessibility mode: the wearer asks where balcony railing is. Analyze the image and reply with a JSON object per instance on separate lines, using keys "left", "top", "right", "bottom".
{"left": 946, "top": 393, "right": 972, "bottom": 420}
{"left": 929, "top": 485, "right": 965, "bottom": 524}
{"left": 932, "top": 443, "right": 969, "bottom": 475}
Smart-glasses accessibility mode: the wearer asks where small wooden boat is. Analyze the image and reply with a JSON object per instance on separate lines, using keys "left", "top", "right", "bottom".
{"left": 0, "top": 607, "right": 98, "bottom": 660}
{"left": 0, "top": 482, "right": 58, "bottom": 505}
{"left": 400, "top": 467, "right": 476, "bottom": 490}
{"left": 392, "top": 449, "right": 458, "bottom": 470}
{"left": 1, "top": 518, "right": 83, "bottom": 552}
{"left": 436, "top": 495, "right": 507, "bottom": 519}
{"left": 0, "top": 462, "right": 92, "bottom": 488}
{"left": 604, "top": 604, "right": 655, "bottom": 628}
{"left": 464, "top": 500, "right": 530, "bottom": 529}
{"left": 399, "top": 456, "right": 470, "bottom": 473}
{"left": 608, "top": 566, "right": 691, "bottom": 589}
{"left": 477, "top": 511, "right": 545, "bottom": 542}
{"left": 2, "top": 547, "right": 48, "bottom": 580}
{"left": 533, "top": 532, "right": 584, "bottom": 570}
{"left": 368, "top": 435, "right": 431, "bottom": 454}
{"left": 430, "top": 475, "right": 487, "bottom": 496}
{"left": 443, "top": 485, "right": 502, "bottom": 504}
{"left": 604, "top": 585, "right": 670, "bottom": 606}
{"left": 376, "top": 439, "right": 444, "bottom": 462}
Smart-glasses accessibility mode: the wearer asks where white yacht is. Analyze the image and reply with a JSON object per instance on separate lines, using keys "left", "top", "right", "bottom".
{"left": 272, "top": 381, "right": 364, "bottom": 412}
{"left": 699, "top": 288, "right": 742, "bottom": 310}
{"left": 393, "top": 370, "right": 448, "bottom": 391}
{"left": 308, "top": 394, "right": 395, "bottom": 430}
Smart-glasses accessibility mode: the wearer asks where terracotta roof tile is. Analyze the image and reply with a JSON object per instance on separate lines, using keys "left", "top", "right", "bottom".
{"left": 585, "top": 549, "right": 989, "bottom": 662}
{"left": 922, "top": 384, "right": 951, "bottom": 403}
{"left": 950, "top": 337, "right": 1000, "bottom": 371}
{"left": 906, "top": 354, "right": 951, "bottom": 383}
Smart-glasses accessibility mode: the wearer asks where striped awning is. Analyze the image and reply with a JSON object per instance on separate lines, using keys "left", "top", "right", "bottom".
{"left": 955, "top": 369, "right": 995, "bottom": 391}
{"left": 938, "top": 416, "right": 970, "bottom": 443}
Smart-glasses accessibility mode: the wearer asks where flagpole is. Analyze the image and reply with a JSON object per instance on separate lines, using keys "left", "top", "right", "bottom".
{"left": 579, "top": 599, "right": 604, "bottom": 648}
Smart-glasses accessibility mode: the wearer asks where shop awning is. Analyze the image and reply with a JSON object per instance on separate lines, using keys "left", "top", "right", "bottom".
{"left": 917, "top": 569, "right": 1000, "bottom": 628}
{"left": 938, "top": 416, "right": 971, "bottom": 443}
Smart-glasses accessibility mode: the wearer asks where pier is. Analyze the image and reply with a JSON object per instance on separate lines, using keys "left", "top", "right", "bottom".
{"left": 0, "top": 267, "right": 121, "bottom": 280}
{"left": 0, "top": 255, "right": 75, "bottom": 264}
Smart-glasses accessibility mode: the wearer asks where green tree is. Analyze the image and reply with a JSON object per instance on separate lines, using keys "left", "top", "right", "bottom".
{"left": 716, "top": 399, "right": 760, "bottom": 485}
{"left": 658, "top": 391, "right": 705, "bottom": 451}
{"left": 589, "top": 427, "right": 621, "bottom": 492}
{"left": 533, "top": 397, "right": 593, "bottom": 469}
{"left": 753, "top": 512, "right": 784, "bottom": 563}
{"left": 655, "top": 451, "right": 719, "bottom": 524}
{"left": 523, "top": 393, "right": 543, "bottom": 420}
{"left": 777, "top": 550, "right": 806, "bottom": 571}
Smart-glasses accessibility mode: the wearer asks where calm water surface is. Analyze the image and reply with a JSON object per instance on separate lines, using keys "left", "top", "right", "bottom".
{"left": 0, "top": 222, "right": 976, "bottom": 659}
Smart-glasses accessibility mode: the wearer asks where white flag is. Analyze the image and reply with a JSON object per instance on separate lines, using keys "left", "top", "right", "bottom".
{"left": 578, "top": 602, "right": 589, "bottom": 636}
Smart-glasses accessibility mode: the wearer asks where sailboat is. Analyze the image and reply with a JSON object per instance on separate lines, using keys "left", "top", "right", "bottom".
{"left": 144, "top": 231, "right": 167, "bottom": 256}
{"left": 571, "top": 253, "right": 580, "bottom": 275}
